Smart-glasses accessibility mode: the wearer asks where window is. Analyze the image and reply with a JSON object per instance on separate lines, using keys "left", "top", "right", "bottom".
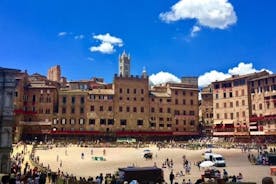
{"left": 140, "top": 107, "right": 144, "bottom": 113}
{"left": 235, "top": 91, "right": 238, "bottom": 97}
{"left": 252, "top": 104, "right": 255, "bottom": 110}
{"left": 190, "top": 100, "right": 194, "bottom": 105}
{"left": 236, "top": 101, "right": 239, "bottom": 107}
{"left": 32, "top": 95, "right": 36, "bottom": 102}
{"left": 189, "top": 111, "right": 195, "bottom": 115}
{"left": 119, "top": 97, "right": 123, "bottom": 100}
{"left": 126, "top": 106, "right": 130, "bottom": 112}
{"left": 216, "top": 103, "right": 219, "bottom": 108}
{"left": 100, "top": 106, "right": 103, "bottom": 111}
{"left": 100, "top": 119, "right": 106, "bottom": 125}
{"left": 236, "top": 112, "right": 239, "bottom": 118}
{"left": 223, "top": 93, "right": 226, "bottom": 98}
{"left": 79, "top": 118, "right": 85, "bottom": 125}
{"left": 137, "top": 120, "right": 143, "bottom": 126}
{"left": 224, "top": 103, "right": 226, "bottom": 108}
{"left": 175, "top": 91, "right": 178, "bottom": 95}
{"left": 259, "top": 103, "right": 262, "bottom": 110}
{"left": 127, "top": 88, "right": 130, "bottom": 94}
{"left": 190, "top": 92, "right": 193, "bottom": 96}
{"left": 167, "top": 99, "right": 171, "bottom": 103}
{"left": 230, "top": 113, "right": 234, "bottom": 120}
{"left": 224, "top": 113, "right": 227, "bottom": 119}
{"left": 167, "top": 108, "right": 171, "bottom": 113}
{"left": 62, "top": 107, "right": 66, "bottom": 114}
{"left": 80, "top": 107, "right": 84, "bottom": 114}
{"left": 215, "top": 94, "right": 219, "bottom": 99}
{"left": 119, "top": 88, "right": 123, "bottom": 93}
{"left": 108, "top": 119, "right": 114, "bottom": 125}
{"left": 241, "top": 89, "right": 245, "bottom": 96}
{"left": 183, "top": 110, "right": 186, "bottom": 115}
{"left": 90, "top": 106, "right": 94, "bottom": 111}
{"left": 229, "top": 92, "right": 233, "bottom": 98}
{"left": 141, "top": 89, "right": 144, "bottom": 94}
{"left": 89, "top": 119, "right": 95, "bottom": 125}
{"left": 183, "top": 91, "right": 186, "bottom": 96}
{"left": 71, "top": 107, "right": 75, "bottom": 114}
{"left": 80, "top": 96, "right": 85, "bottom": 104}
{"left": 62, "top": 96, "right": 66, "bottom": 104}
{"left": 217, "top": 114, "right": 220, "bottom": 119}
{"left": 175, "top": 99, "right": 178, "bottom": 104}
{"left": 151, "top": 108, "right": 155, "bottom": 113}
{"left": 133, "top": 107, "right": 137, "bottom": 112}
{"left": 176, "top": 119, "right": 179, "bottom": 125}
{"left": 133, "top": 89, "right": 136, "bottom": 94}
{"left": 71, "top": 96, "right": 75, "bottom": 104}
{"left": 183, "top": 120, "right": 186, "bottom": 125}
{"left": 159, "top": 108, "right": 163, "bottom": 113}
{"left": 53, "top": 119, "right": 58, "bottom": 125}
{"left": 120, "top": 119, "right": 127, "bottom": 125}
{"left": 190, "top": 120, "right": 195, "bottom": 126}
{"left": 133, "top": 97, "right": 136, "bottom": 101}
{"left": 242, "top": 100, "right": 245, "bottom": 106}
{"left": 108, "top": 106, "right": 112, "bottom": 111}
{"left": 182, "top": 99, "right": 186, "bottom": 105}
{"left": 141, "top": 97, "right": 144, "bottom": 101}
{"left": 159, "top": 99, "right": 163, "bottom": 103}
{"left": 242, "top": 111, "right": 245, "bottom": 117}
{"left": 230, "top": 102, "right": 233, "bottom": 108}
{"left": 167, "top": 124, "right": 172, "bottom": 128}
{"left": 61, "top": 118, "right": 66, "bottom": 124}
{"left": 45, "top": 109, "right": 50, "bottom": 114}
{"left": 119, "top": 106, "right": 123, "bottom": 112}
{"left": 70, "top": 119, "right": 75, "bottom": 125}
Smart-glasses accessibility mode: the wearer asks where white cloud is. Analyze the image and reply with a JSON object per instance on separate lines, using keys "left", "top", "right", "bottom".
{"left": 90, "top": 42, "right": 114, "bottom": 54}
{"left": 90, "top": 33, "right": 123, "bottom": 54}
{"left": 58, "top": 32, "right": 67, "bottom": 37}
{"left": 198, "top": 62, "right": 272, "bottom": 87}
{"left": 191, "top": 25, "right": 201, "bottom": 37}
{"left": 93, "top": 33, "right": 123, "bottom": 45}
{"left": 160, "top": 0, "right": 237, "bottom": 33}
{"left": 149, "top": 71, "right": 181, "bottom": 86}
{"left": 74, "top": 34, "right": 85, "bottom": 40}
{"left": 199, "top": 70, "right": 230, "bottom": 88}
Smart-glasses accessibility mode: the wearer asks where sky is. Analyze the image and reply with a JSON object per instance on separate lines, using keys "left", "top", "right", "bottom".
{"left": 0, "top": 0, "right": 275, "bottom": 87}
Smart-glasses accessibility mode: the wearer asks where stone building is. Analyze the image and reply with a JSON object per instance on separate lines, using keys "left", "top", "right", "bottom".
{"left": 0, "top": 67, "right": 20, "bottom": 173}
{"left": 212, "top": 71, "right": 269, "bottom": 136}
{"left": 250, "top": 74, "right": 276, "bottom": 135}
{"left": 200, "top": 85, "right": 213, "bottom": 136}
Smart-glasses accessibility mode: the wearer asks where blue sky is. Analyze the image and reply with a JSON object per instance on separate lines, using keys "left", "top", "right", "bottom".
{"left": 0, "top": 0, "right": 275, "bottom": 87}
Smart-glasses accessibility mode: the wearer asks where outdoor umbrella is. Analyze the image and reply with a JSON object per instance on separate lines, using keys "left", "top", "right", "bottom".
{"left": 199, "top": 160, "right": 214, "bottom": 168}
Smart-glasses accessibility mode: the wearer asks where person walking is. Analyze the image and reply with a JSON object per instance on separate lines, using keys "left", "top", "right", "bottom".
{"left": 169, "top": 170, "right": 175, "bottom": 184}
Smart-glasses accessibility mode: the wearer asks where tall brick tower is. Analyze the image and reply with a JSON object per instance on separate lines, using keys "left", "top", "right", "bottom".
{"left": 47, "top": 65, "right": 61, "bottom": 82}
{"left": 119, "top": 51, "right": 131, "bottom": 77}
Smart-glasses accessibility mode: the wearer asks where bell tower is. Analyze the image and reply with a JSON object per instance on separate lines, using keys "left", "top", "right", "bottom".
{"left": 119, "top": 51, "right": 130, "bottom": 77}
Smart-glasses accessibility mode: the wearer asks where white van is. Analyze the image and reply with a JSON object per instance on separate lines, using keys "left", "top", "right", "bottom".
{"left": 204, "top": 153, "right": 226, "bottom": 167}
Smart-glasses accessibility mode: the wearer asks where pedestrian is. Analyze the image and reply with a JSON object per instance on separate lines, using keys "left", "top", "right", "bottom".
{"left": 169, "top": 170, "right": 175, "bottom": 184}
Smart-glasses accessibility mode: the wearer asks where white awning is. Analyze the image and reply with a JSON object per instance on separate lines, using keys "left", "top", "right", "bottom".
{"left": 213, "top": 120, "right": 223, "bottom": 125}
{"left": 249, "top": 126, "right": 257, "bottom": 129}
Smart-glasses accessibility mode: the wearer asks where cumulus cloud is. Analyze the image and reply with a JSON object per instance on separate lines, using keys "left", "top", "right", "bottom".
{"left": 74, "top": 34, "right": 85, "bottom": 40}
{"left": 90, "top": 33, "right": 123, "bottom": 54}
{"left": 149, "top": 71, "right": 181, "bottom": 86}
{"left": 160, "top": 0, "right": 237, "bottom": 36}
{"left": 90, "top": 42, "right": 114, "bottom": 54}
{"left": 191, "top": 26, "right": 201, "bottom": 37}
{"left": 58, "top": 32, "right": 67, "bottom": 37}
{"left": 198, "top": 62, "right": 272, "bottom": 87}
